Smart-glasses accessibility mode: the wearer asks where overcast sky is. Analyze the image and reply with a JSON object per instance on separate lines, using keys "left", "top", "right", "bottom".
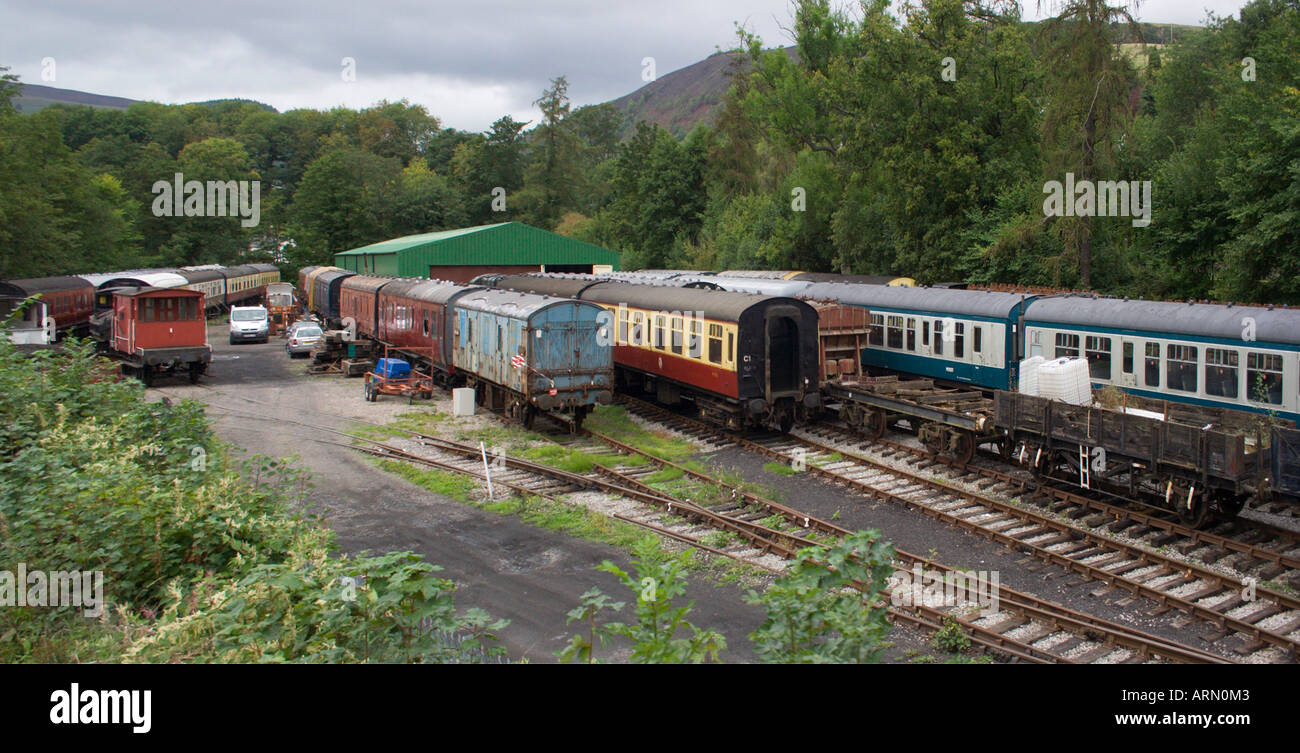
{"left": 2, "top": 0, "right": 1255, "bottom": 132}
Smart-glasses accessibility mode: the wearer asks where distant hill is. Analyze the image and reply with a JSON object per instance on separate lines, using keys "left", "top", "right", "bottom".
{"left": 605, "top": 47, "right": 795, "bottom": 138}
{"left": 14, "top": 83, "right": 138, "bottom": 113}
{"left": 13, "top": 84, "right": 277, "bottom": 114}
{"left": 603, "top": 21, "right": 1206, "bottom": 139}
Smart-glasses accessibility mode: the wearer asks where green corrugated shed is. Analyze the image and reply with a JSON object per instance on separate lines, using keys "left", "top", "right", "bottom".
{"left": 334, "top": 222, "right": 620, "bottom": 276}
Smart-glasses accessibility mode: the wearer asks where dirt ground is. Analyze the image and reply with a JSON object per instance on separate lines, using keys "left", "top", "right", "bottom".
{"left": 151, "top": 325, "right": 773, "bottom": 663}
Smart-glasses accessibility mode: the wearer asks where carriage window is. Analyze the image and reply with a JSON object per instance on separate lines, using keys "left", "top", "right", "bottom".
{"left": 688, "top": 319, "right": 702, "bottom": 358}
{"left": 670, "top": 317, "right": 683, "bottom": 355}
{"left": 922, "top": 321, "right": 930, "bottom": 346}
{"left": 954, "top": 322, "right": 965, "bottom": 358}
{"left": 885, "top": 316, "right": 903, "bottom": 349}
{"left": 1085, "top": 336, "right": 1112, "bottom": 380}
{"left": 933, "top": 320, "right": 943, "bottom": 356}
{"left": 906, "top": 318, "right": 917, "bottom": 351}
{"left": 708, "top": 323, "right": 722, "bottom": 364}
{"left": 497, "top": 324, "right": 502, "bottom": 349}
{"left": 424, "top": 312, "right": 430, "bottom": 337}
{"left": 1144, "top": 342, "right": 1160, "bottom": 386}
{"left": 1247, "top": 352, "right": 1284, "bottom": 405}
{"left": 728, "top": 333, "right": 734, "bottom": 365}
{"left": 973, "top": 326, "right": 983, "bottom": 354}
{"left": 143, "top": 299, "right": 155, "bottom": 322}
{"left": 1054, "top": 332, "right": 1080, "bottom": 359}
{"left": 1122, "top": 342, "right": 1134, "bottom": 374}
{"left": 869, "top": 314, "right": 884, "bottom": 346}
{"left": 619, "top": 308, "right": 629, "bottom": 345}
{"left": 631, "top": 311, "right": 644, "bottom": 346}
{"left": 1205, "top": 348, "right": 1239, "bottom": 399}
{"left": 654, "top": 315, "right": 666, "bottom": 349}
{"left": 1166, "top": 344, "right": 1198, "bottom": 392}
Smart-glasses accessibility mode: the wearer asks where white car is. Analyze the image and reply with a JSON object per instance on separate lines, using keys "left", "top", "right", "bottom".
{"left": 229, "top": 306, "right": 269, "bottom": 344}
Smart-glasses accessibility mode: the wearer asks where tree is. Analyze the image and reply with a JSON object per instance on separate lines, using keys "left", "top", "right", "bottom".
{"left": 288, "top": 135, "right": 402, "bottom": 265}
{"left": 1038, "top": 0, "right": 1143, "bottom": 287}
{"left": 525, "top": 76, "right": 582, "bottom": 226}
{"left": 0, "top": 66, "right": 21, "bottom": 115}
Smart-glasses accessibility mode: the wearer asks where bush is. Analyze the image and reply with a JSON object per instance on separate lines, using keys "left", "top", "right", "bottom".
{"left": 0, "top": 334, "right": 505, "bottom": 663}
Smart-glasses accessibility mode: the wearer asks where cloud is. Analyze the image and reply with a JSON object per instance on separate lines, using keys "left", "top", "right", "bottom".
{"left": 0, "top": 0, "right": 1256, "bottom": 131}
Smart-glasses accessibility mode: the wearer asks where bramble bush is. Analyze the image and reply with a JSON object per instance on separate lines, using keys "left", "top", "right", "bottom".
{"left": 0, "top": 333, "right": 505, "bottom": 662}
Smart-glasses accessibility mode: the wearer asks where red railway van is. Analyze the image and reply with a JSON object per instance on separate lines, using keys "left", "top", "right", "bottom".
{"left": 111, "top": 287, "right": 211, "bottom": 385}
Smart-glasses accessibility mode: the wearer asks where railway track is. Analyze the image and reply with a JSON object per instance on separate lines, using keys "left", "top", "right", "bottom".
{"left": 614, "top": 395, "right": 1300, "bottom": 662}
{"left": 378, "top": 428, "right": 1229, "bottom": 664}
{"left": 159, "top": 378, "right": 1241, "bottom": 662}
{"left": 831, "top": 423, "right": 1300, "bottom": 579}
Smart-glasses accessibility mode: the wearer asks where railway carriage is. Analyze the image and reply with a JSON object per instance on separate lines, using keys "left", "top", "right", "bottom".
{"left": 339, "top": 274, "right": 397, "bottom": 338}
{"left": 451, "top": 288, "right": 613, "bottom": 427}
{"left": 0, "top": 276, "right": 96, "bottom": 343}
{"left": 311, "top": 268, "right": 357, "bottom": 324}
{"left": 298, "top": 265, "right": 344, "bottom": 316}
{"left": 177, "top": 267, "right": 228, "bottom": 312}
{"left": 85, "top": 270, "right": 189, "bottom": 304}
{"left": 223, "top": 264, "right": 270, "bottom": 307}
{"left": 474, "top": 273, "right": 820, "bottom": 431}
{"left": 102, "top": 287, "right": 210, "bottom": 385}
{"left": 800, "top": 283, "right": 1030, "bottom": 391}
{"left": 1022, "top": 295, "right": 1300, "bottom": 425}
{"left": 374, "top": 279, "right": 458, "bottom": 354}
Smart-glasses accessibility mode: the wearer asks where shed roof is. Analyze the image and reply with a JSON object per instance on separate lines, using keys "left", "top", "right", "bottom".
{"left": 334, "top": 222, "right": 620, "bottom": 269}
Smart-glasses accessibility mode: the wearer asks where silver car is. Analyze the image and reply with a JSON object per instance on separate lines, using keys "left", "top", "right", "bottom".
{"left": 285, "top": 324, "right": 323, "bottom": 358}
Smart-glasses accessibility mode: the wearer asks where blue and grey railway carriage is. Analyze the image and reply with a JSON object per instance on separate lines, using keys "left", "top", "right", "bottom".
{"left": 450, "top": 288, "right": 614, "bottom": 428}
{"left": 799, "top": 283, "right": 1031, "bottom": 391}
{"left": 1023, "top": 295, "right": 1300, "bottom": 425}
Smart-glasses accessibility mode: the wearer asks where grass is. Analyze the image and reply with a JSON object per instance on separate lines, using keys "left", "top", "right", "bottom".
{"left": 349, "top": 410, "right": 449, "bottom": 442}
{"left": 585, "top": 406, "right": 697, "bottom": 462}
{"left": 374, "top": 455, "right": 765, "bottom": 584}
{"left": 520, "top": 444, "right": 597, "bottom": 474}
{"left": 643, "top": 467, "right": 684, "bottom": 484}
{"left": 763, "top": 461, "right": 801, "bottom": 476}
{"left": 378, "top": 459, "right": 479, "bottom": 501}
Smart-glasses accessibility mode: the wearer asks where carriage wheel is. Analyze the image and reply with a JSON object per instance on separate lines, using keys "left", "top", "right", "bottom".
{"left": 188, "top": 363, "right": 202, "bottom": 384}
{"left": 951, "top": 432, "right": 976, "bottom": 465}
{"left": 778, "top": 409, "right": 795, "bottom": 434}
{"left": 1215, "top": 493, "right": 1247, "bottom": 519}
{"left": 862, "top": 408, "right": 886, "bottom": 439}
{"left": 140, "top": 366, "right": 154, "bottom": 387}
{"left": 1176, "top": 489, "right": 1211, "bottom": 529}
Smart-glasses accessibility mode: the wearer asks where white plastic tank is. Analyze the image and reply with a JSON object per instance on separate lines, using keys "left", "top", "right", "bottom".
{"left": 1037, "top": 357, "right": 1093, "bottom": 405}
{"left": 1018, "top": 355, "right": 1045, "bottom": 396}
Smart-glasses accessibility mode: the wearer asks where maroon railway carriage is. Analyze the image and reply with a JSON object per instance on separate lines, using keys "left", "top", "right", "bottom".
{"left": 0, "top": 276, "right": 95, "bottom": 343}
{"left": 374, "top": 279, "right": 460, "bottom": 377}
{"left": 109, "top": 287, "right": 211, "bottom": 385}
{"left": 339, "top": 274, "right": 396, "bottom": 339}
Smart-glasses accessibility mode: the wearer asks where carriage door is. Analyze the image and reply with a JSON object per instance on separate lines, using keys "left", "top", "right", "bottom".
{"left": 1118, "top": 339, "right": 1138, "bottom": 387}
{"left": 765, "top": 311, "right": 799, "bottom": 398}
{"left": 970, "top": 323, "right": 988, "bottom": 383}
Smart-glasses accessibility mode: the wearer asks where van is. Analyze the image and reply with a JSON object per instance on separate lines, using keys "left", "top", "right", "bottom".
{"left": 229, "top": 305, "right": 269, "bottom": 344}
